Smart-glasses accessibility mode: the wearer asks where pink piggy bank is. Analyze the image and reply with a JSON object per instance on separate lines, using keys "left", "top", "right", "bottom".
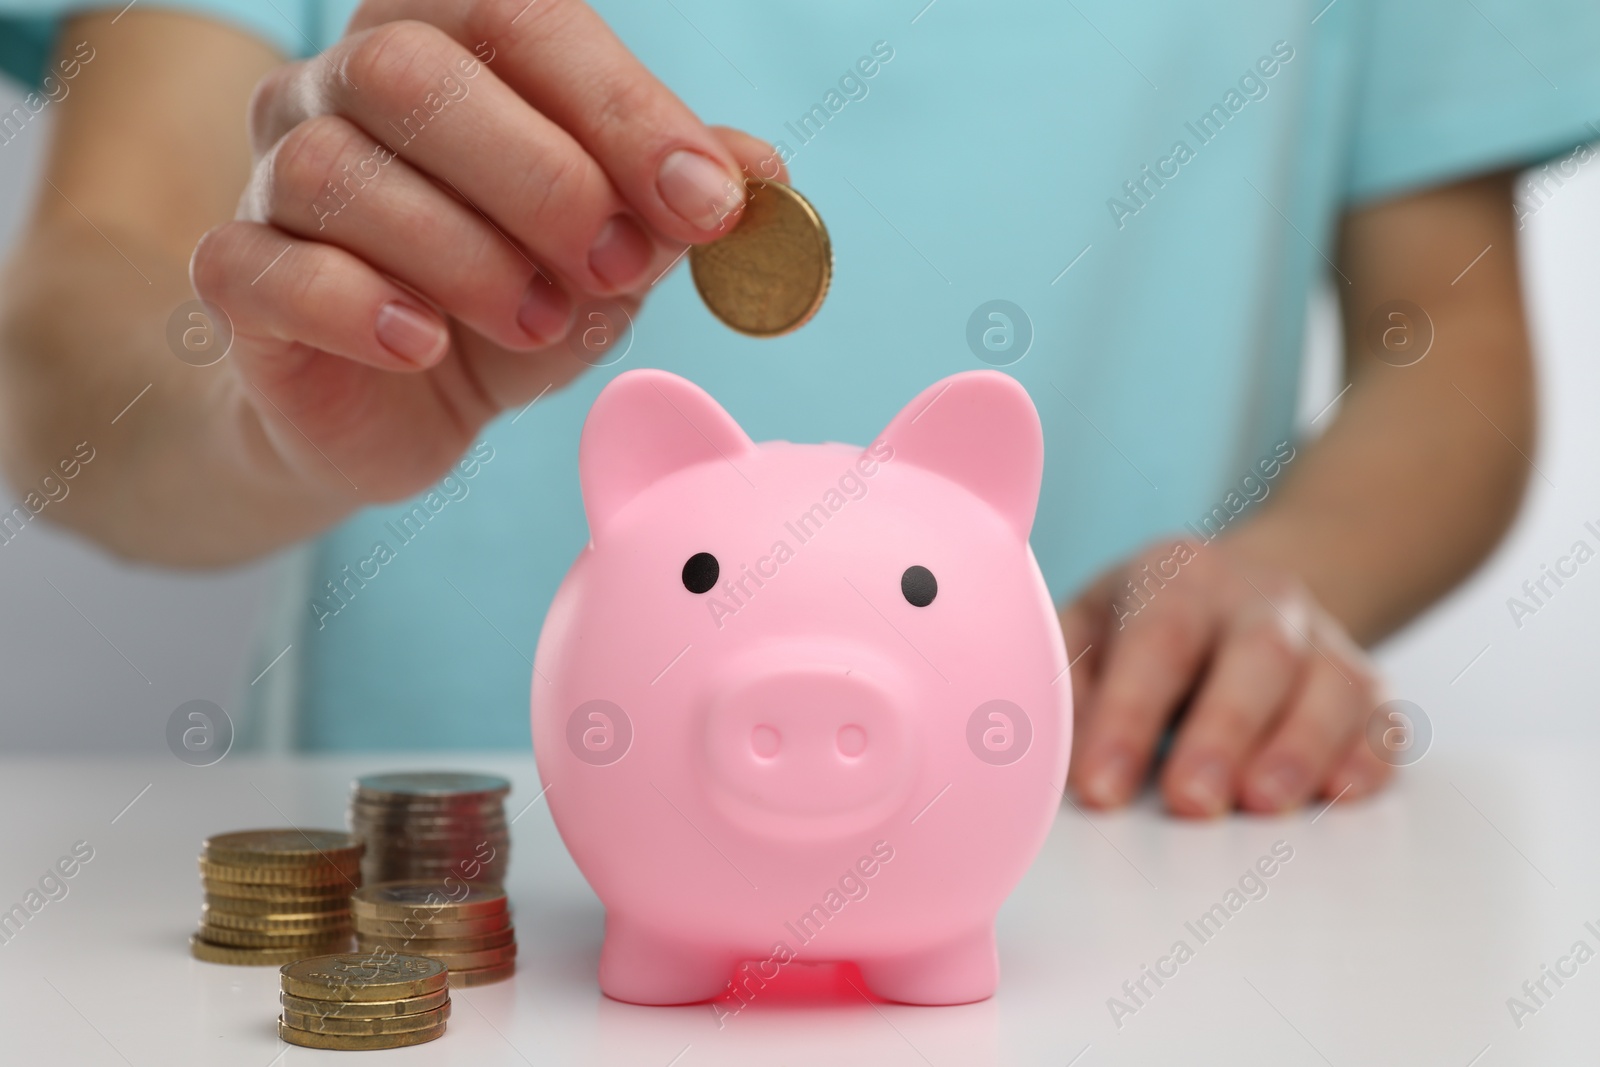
{"left": 531, "top": 368, "right": 1070, "bottom": 1006}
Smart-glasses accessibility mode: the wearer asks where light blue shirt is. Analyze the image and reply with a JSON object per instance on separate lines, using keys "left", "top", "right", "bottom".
{"left": 4, "top": 0, "right": 1598, "bottom": 749}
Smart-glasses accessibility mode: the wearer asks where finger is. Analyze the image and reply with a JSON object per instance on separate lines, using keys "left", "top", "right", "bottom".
{"left": 278, "top": 21, "right": 661, "bottom": 296}
{"left": 1238, "top": 649, "right": 1372, "bottom": 813}
{"left": 1058, "top": 583, "right": 1112, "bottom": 795}
{"left": 450, "top": 292, "right": 640, "bottom": 412}
{"left": 1072, "top": 592, "right": 1216, "bottom": 808}
{"left": 709, "top": 125, "right": 788, "bottom": 185}
{"left": 346, "top": 0, "right": 751, "bottom": 240}
{"left": 1058, "top": 599, "right": 1104, "bottom": 694}
{"left": 192, "top": 220, "right": 449, "bottom": 373}
{"left": 1319, "top": 733, "right": 1394, "bottom": 803}
{"left": 248, "top": 114, "right": 572, "bottom": 349}
{"left": 1159, "top": 606, "right": 1307, "bottom": 817}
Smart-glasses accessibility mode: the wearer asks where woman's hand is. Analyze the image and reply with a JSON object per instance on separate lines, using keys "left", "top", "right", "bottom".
{"left": 192, "top": 0, "right": 782, "bottom": 502}
{"left": 1060, "top": 538, "right": 1393, "bottom": 817}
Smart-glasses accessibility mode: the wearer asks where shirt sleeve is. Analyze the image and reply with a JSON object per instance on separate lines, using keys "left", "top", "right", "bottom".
{"left": 0, "top": 0, "right": 316, "bottom": 86}
{"left": 1344, "top": 0, "right": 1600, "bottom": 204}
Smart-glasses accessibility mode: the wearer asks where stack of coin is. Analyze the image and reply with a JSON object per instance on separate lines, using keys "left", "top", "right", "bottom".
{"left": 191, "top": 830, "right": 361, "bottom": 965}
{"left": 353, "top": 882, "right": 517, "bottom": 987}
{"left": 279, "top": 953, "right": 450, "bottom": 1051}
{"left": 348, "top": 772, "right": 511, "bottom": 886}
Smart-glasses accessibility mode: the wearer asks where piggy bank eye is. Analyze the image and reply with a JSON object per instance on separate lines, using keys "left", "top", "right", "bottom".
{"left": 901, "top": 565, "right": 937, "bottom": 607}
{"left": 682, "top": 552, "right": 720, "bottom": 594}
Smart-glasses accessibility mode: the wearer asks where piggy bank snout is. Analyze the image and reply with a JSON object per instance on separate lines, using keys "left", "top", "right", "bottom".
{"left": 703, "top": 667, "right": 916, "bottom": 830}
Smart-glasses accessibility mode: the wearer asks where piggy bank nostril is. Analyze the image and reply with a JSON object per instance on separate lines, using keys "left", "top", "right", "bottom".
{"left": 751, "top": 724, "right": 782, "bottom": 759}
{"left": 836, "top": 724, "right": 868, "bottom": 758}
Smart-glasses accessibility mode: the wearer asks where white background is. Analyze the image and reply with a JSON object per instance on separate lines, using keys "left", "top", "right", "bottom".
{"left": 1, "top": 78, "right": 1596, "bottom": 753}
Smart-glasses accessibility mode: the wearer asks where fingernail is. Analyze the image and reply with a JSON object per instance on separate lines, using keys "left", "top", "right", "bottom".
{"left": 1180, "top": 759, "right": 1230, "bottom": 816}
{"left": 517, "top": 271, "right": 572, "bottom": 345}
{"left": 375, "top": 302, "right": 447, "bottom": 366}
{"left": 1252, "top": 760, "right": 1306, "bottom": 809}
{"left": 1084, "top": 750, "right": 1133, "bottom": 806}
{"left": 656, "top": 149, "right": 745, "bottom": 232}
{"left": 588, "top": 214, "right": 654, "bottom": 291}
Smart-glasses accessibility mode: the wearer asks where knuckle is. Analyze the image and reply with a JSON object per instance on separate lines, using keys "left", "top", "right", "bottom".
{"left": 246, "top": 65, "right": 295, "bottom": 155}
{"left": 587, "top": 71, "right": 659, "bottom": 143}
{"left": 1242, "top": 615, "right": 1301, "bottom": 674}
{"left": 283, "top": 244, "right": 342, "bottom": 312}
{"left": 1139, "top": 609, "right": 1198, "bottom": 664}
{"left": 268, "top": 116, "right": 363, "bottom": 210}
{"left": 189, "top": 225, "right": 236, "bottom": 298}
{"left": 472, "top": 0, "right": 575, "bottom": 43}
{"left": 517, "top": 149, "right": 588, "bottom": 240}
{"left": 343, "top": 19, "right": 452, "bottom": 101}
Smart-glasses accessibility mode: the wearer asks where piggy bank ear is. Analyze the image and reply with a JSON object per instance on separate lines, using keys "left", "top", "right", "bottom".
{"left": 579, "top": 369, "right": 756, "bottom": 538}
{"left": 873, "top": 371, "right": 1043, "bottom": 540}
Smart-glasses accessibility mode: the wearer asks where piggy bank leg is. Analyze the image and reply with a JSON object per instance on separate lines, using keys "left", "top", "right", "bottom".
{"left": 598, "top": 914, "right": 736, "bottom": 1005}
{"left": 857, "top": 925, "right": 999, "bottom": 1005}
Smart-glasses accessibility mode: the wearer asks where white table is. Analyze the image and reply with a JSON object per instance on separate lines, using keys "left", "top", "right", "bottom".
{"left": 0, "top": 747, "right": 1592, "bottom": 1066}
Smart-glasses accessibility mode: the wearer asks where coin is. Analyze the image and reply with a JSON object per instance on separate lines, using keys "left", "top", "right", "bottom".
{"left": 448, "top": 960, "right": 517, "bottom": 987}
{"left": 203, "top": 829, "right": 364, "bottom": 868}
{"left": 281, "top": 953, "right": 449, "bottom": 1002}
{"left": 201, "top": 907, "right": 353, "bottom": 932}
{"left": 351, "top": 819, "right": 506, "bottom": 838}
{"left": 354, "top": 772, "right": 511, "bottom": 802}
{"left": 281, "top": 1000, "right": 450, "bottom": 1035}
{"left": 190, "top": 934, "right": 345, "bottom": 966}
{"left": 356, "top": 915, "right": 511, "bottom": 939}
{"left": 202, "top": 878, "right": 351, "bottom": 902}
{"left": 199, "top": 859, "right": 359, "bottom": 887}
{"left": 199, "top": 924, "right": 351, "bottom": 948}
{"left": 281, "top": 988, "right": 449, "bottom": 1019}
{"left": 351, "top": 795, "right": 508, "bottom": 815}
{"left": 404, "top": 943, "right": 517, "bottom": 971}
{"left": 689, "top": 179, "right": 831, "bottom": 337}
{"left": 277, "top": 1020, "right": 445, "bottom": 1050}
{"left": 203, "top": 892, "right": 349, "bottom": 915}
{"left": 352, "top": 882, "right": 507, "bottom": 921}
{"left": 356, "top": 927, "right": 515, "bottom": 954}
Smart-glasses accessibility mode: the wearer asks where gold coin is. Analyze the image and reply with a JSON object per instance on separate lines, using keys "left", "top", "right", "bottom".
{"left": 201, "top": 906, "right": 352, "bottom": 932}
{"left": 281, "top": 988, "right": 448, "bottom": 1019}
{"left": 352, "top": 882, "right": 508, "bottom": 921}
{"left": 281, "top": 1000, "right": 449, "bottom": 1035}
{"left": 689, "top": 179, "right": 831, "bottom": 337}
{"left": 203, "top": 892, "right": 349, "bottom": 915}
{"left": 356, "top": 915, "right": 511, "bottom": 939}
{"left": 431, "top": 943, "right": 516, "bottom": 971}
{"left": 353, "top": 771, "right": 511, "bottom": 803}
{"left": 280, "top": 953, "right": 448, "bottom": 1002}
{"left": 202, "top": 878, "right": 351, "bottom": 902}
{"left": 447, "top": 960, "right": 516, "bottom": 987}
{"left": 277, "top": 1020, "right": 445, "bottom": 1050}
{"left": 389, "top": 942, "right": 516, "bottom": 971}
{"left": 190, "top": 934, "right": 343, "bottom": 966}
{"left": 356, "top": 927, "right": 515, "bottom": 954}
{"left": 352, "top": 795, "right": 507, "bottom": 815}
{"left": 203, "top": 829, "right": 364, "bottom": 867}
{"left": 199, "top": 858, "right": 359, "bottom": 887}
{"left": 199, "top": 923, "right": 351, "bottom": 948}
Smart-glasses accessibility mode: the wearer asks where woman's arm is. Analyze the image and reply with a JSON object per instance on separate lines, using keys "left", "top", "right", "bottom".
{"left": 1229, "top": 170, "right": 1534, "bottom": 643}
{"left": 0, "top": 3, "right": 778, "bottom": 565}
{"left": 0, "top": 11, "right": 297, "bottom": 563}
{"left": 1065, "top": 170, "right": 1534, "bottom": 815}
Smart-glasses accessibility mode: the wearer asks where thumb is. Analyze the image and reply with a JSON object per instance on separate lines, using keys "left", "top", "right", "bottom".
{"left": 707, "top": 125, "right": 789, "bottom": 186}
